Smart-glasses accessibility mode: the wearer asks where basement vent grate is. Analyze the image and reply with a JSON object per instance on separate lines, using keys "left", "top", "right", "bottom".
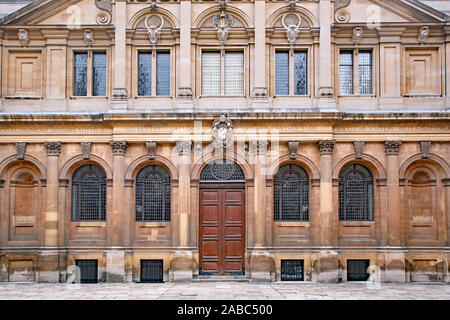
{"left": 141, "top": 260, "right": 164, "bottom": 283}
{"left": 75, "top": 260, "right": 98, "bottom": 284}
{"left": 281, "top": 260, "right": 304, "bottom": 281}
{"left": 347, "top": 260, "right": 370, "bottom": 281}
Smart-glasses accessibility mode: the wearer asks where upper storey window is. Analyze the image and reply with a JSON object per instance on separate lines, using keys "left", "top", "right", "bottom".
{"left": 73, "top": 52, "right": 107, "bottom": 97}
{"left": 275, "top": 51, "right": 308, "bottom": 96}
{"left": 138, "top": 51, "right": 171, "bottom": 96}
{"left": 339, "top": 50, "right": 373, "bottom": 96}
{"left": 202, "top": 51, "right": 244, "bottom": 96}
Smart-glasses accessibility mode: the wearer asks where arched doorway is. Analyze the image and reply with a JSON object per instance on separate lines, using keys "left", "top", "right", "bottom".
{"left": 199, "top": 159, "right": 246, "bottom": 275}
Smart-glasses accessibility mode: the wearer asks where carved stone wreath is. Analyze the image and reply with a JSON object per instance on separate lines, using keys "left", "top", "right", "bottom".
{"left": 212, "top": 115, "right": 233, "bottom": 149}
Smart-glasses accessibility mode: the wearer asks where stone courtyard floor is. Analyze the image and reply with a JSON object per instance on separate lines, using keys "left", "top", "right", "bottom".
{"left": 0, "top": 282, "right": 449, "bottom": 300}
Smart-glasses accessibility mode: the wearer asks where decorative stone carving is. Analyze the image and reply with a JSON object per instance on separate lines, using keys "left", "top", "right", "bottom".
{"left": 18, "top": 29, "right": 29, "bottom": 46}
{"left": 384, "top": 141, "right": 402, "bottom": 155}
{"left": 250, "top": 140, "right": 268, "bottom": 156}
{"left": 144, "top": 15, "right": 164, "bottom": 46}
{"left": 45, "top": 142, "right": 61, "bottom": 156}
{"left": 252, "top": 87, "right": 268, "bottom": 98}
{"left": 288, "top": 141, "right": 299, "bottom": 159}
{"left": 176, "top": 141, "right": 192, "bottom": 156}
{"left": 148, "top": 0, "right": 158, "bottom": 11}
{"left": 218, "top": 0, "right": 228, "bottom": 11}
{"left": 213, "top": 12, "right": 233, "bottom": 45}
{"left": 110, "top": 141, "right": 128, "bottom": 156}
{"left": 84, "top": 29, "right": 94, "bottom": 45}
{"left": 16, "top": 142, "right": 27, "bottom": 160}
{"left": 212, "top": 115, "right": 233, "bottom": 149}
{"left": 146, "top": 141, "right": 157, "bottom": 160}
{"left": 318, "top": 140, "right": 336, "bottom": 155}
{"left": 287, "top": 1, "right": 296, "bottom": 11}
{"left": 418, "top": 26, "right": 430, "bottom": 43}
{"left": 420, "top": 141, "right": 431, "bottom": 159}
{"left": 177, "top": 87, "right": 193, "bottom": 99}
{"left": 96, "top": 13, "right": 111, "bottom": 25}
{"left": 81, "top": 142, "right": 92, "bottom": 160}
{"left": 194, "top": 141, "right": 203, "bottom": 157}
{"left": 111, "top": 88, "right": 128, "bottom": 101}
{"left": 354, "top": 141, "right": 365, "bottom": 159}
{"left": 353, "top": 27, "right": 363, "bottom": 43}
{"left": 95, "top": 0, "right": 112, "bottom": 13}
{"left": 335, "top": 0, "right": 351, "bottom": 23}
{"left": 282, "top": 14, "right": 302, "bottom": 48}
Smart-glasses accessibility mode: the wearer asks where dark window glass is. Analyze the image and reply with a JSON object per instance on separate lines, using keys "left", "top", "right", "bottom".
{"left": 71, "top": 164, "right": 106, "bottom": 221}
{"left": 339, "top": 164, "right": 374, "bottom": 221}
{"left": 135, "top": 165, "right": 171, "bottom": 222}
{"left": 73, "top": 52, "right": 88, "bottom": 96}
{"left": 340, "top": 50, "right": 354, "bottom": 95}
{"left": 93, "top": 52, "right": 107, "bottom": 96}
{"left": 274, "top": 164, "right": 309, "bottom": 221}
{"left": 294, "top": 51, "right": 308, "bottom": 95}
{"left": 275, "top": 51, "right": 289, "bottom": 95}
{"left": 358, "top": 50, "right": 373, "bottom": 95}
{"left": 156, "top": 52, "right": 170, "bottom": 96}
{"left": 138, "top": 52, "right": 152, "bottom": 96}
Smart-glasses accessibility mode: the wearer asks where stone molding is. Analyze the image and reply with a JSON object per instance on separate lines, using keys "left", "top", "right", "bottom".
{"left": 110, "top": 141, "right": 128, "bottom": 156}
{"left": 385, "top": 141, "right": 402, "bottom": 155}
{"left": 318, "top": 140, "right": 336, "bottom": 155}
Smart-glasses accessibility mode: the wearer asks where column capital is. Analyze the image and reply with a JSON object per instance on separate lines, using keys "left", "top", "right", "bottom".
{"left": 176, "top": 141, "right": 192, "bottom": 156}
{"left": 44, "top": 142, "right": 61, "bottom": 156}
{"left": 385, "top": 141, "right": 402, "bottom": 155}
{"left": 250, "top": 140, "right": 268, "bottom": 156}
{"left": 318, "top": 140, "right": 336, "bottom": 155}
{"left": 110, "top": 141, "right": 128, "bottom": 156}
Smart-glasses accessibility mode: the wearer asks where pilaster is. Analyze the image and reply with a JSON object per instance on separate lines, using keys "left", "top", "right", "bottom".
{"left": 176, "top": 0, "right": 193, "bottom": 108}
{"left": 318, "top": 0, "right": 335, "bottom": 108}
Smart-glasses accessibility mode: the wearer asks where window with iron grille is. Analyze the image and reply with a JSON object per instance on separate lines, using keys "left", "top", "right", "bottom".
{"left": 140, "top": 260, "right": 164, "bottom": 283}
{"left": 274, "top": 164, "right": 309, "bottom": 221}
{"left": 339, "top": 164, "right": 374, "bottom": 221}
{"left": 138, "top": 51, "right": 171, "bottom": 96}
{"left": 73, "top": 51, "right": 107, "bottom": 97}
{"left": 135, "top": 165, "right": 171, "bottom": 222}
{"left": 75, "top": 260, "right": 98, "bottom": 284}
{"left": 339, "top": 49, "right": 373, "bottom": 96}
{"left": 275, "top": 51, "right": 308, "bottom": 96}
{"left": 202, "top": 51, "right": 244, "bottom": 96}
{"left": 347, "top": 260, "right": 370, "bottom": 281}
{"left": 71, "top": 164, "right": 107, "bottom": 221}
{"left": 281, "top": 260, "right": 304, "bottom": 281}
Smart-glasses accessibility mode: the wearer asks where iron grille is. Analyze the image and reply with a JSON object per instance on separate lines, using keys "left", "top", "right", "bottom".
{"left": 274, "top": 164, "right": 309, "bottom": 221}
{"left": 73, "top": 52, "right": 88, "bottom": 96}
{"left": 92, "top": 52, "right": 107, "bottom": 96}
{"left": 294, "top": 51, "right": 308, "bottom": 95}
{"left": 156, "top": 52, "right": 171, "bottom": 96}
{"left": 140, "top": 260, "right": 163, "bottom": 283}
{"left": 339, "top": 164, "right": 374, "bottom": 221}
{"left": 200, "top": 160, "right": 245, "bottom": 182}
{"left": 138, "top": 52, "right": 152, "bottom": 96}
{"left": 340, "top": 50, "right": 354, "bottom": 95}
{"left": 71, "top": 164, "right": 107, "bottom": 221}
{"left": 275, "top": 51, "right": 289, "bottom": 95}
{"left": 281, "top": 260, "right": 304, "bottom": 281}
{"left": 135, "top": 165, "right": 171, "bottom": 222}
{"left": 76, "top": 260, "right": 98, "bottom": 284}
{"left": 347, "top": 260, "right": 370, "bottom": 281}
{"left": 358, "top": 50, "right": 373, "bottom": 95}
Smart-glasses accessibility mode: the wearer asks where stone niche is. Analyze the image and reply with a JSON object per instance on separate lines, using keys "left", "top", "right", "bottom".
{"left": 6, "top": 50, "right": 43, "bottom": 98}
{"left": 404, "top": 48, "right": 441, "bottom": 96}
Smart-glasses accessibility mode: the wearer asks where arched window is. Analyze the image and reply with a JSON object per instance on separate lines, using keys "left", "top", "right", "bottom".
{"left": 274, "top": 164, "right": 310, "bottom": 221}
{"left": 135, "top": 165, "right": 171, "bottom": 222}
{"left": 339, "top": 164, "right": 374, "bottom": 221}
{"left": 71, "top": 164, "right": 106, "bottom": 221}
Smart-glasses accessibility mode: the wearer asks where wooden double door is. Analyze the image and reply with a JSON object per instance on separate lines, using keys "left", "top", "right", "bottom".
{"left": 199, "top": 187, "right": 245, "bottom": 275}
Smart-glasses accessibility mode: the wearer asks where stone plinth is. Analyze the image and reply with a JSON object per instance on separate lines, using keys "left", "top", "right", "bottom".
{"left": 318, "top": 251, "right": 339, "bottom": 283}
{"left": 106, "top": 250, "right": 126, "bottom": 283}
{"left": 250, "top": 251, "right": 271, "bottom": 282}
{"left": 171, "top": 251, "right": 193, "bottom": 282}
{"left": 385, "top": 251, "right": 406, "bottom": 283}
{"left": 38, "top": 251, "right": 59, "bottom": 283}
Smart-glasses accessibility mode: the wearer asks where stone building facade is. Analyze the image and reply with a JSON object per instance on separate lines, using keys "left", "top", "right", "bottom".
{"left": 0, "top": 0, "right": 449, "bottom": 283}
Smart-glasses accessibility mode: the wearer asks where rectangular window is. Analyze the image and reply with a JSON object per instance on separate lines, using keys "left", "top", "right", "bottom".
{"left": 275, "top": 50, "right": 308, "bottom": 96}
{"left": 73, "top": 52, "right": 88, "bottom": 96}
{"left": 138, "top": 52, "right": 152, "bottom": 96}
{"left": 138, "top": 51, "right": 171, "bottom": 97}
{"left": 358, "top": 50, "right": 373, "bottom": 95}
{"left": 202, "top": 52, "right": 221, "bottom": 96}
{"left": 340, "top": 49, "right": 374, "bottom": 95}
{"left": 281, "top": 260, "right": 304, "bottom": 281}
{"left": 156, "top": 52, "right": 170, "bottom": 96}
{"left": 225, "top": 51, "right": 244, "bottom": 96}
{"left": 339, "top": 50, "right": 354, "bottom": 95}
{"left": 92, "top": 52, "right": 106, "bottom": 96}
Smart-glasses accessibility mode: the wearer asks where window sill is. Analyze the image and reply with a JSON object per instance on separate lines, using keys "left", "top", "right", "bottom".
{"left": 137, "top": 222, "right": 170, "bottom": 228}
{"left": 338, "top": 95, "right": 376, "bottom": 98}
{"left": 199, "top": 96, "right": 245, "bottom": 99}
{"left": 134, "top": 96, "right": 173, "bottom": 99}
{"left": 70, "top": 96, "right": 109, "bottom": 100}
{"left": 5, "top": 96, "right": 42, "bottom": 100}
{"left": 273, "top": 95, "right": 310, "bottom": 98}
{"left": 275, "top": 221, "right": 310, "bottom": 227}
{"left": 339, "top": 221, "right": 375, "bottom": 225}
{"left": 72, "top": 221, "right": 106, "bottom": 227}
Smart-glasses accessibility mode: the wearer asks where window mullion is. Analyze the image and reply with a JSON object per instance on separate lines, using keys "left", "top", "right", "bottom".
{"left": 289, "top": 51, "right": 294, "bottom": 96}
{"left": 152, "top": 51, "right": 157, "bottom": 97}
{"left": 87, "top": 51, "right": 93, "bottom": 97}
{"left": 221, "top": 51, "right": 225, "bottom": 96}
{"left": 354, "top": 49, "right": 359, "bottom": 95}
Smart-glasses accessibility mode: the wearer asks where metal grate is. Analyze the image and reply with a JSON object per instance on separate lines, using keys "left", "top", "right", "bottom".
{"left": 340, "top": 50, "right": 354, "bottom": 95}
{"left": 71, "top": 164, "right": 107, "bottom": 221}
{"left": 202, "top": 52, "right": 221, "bottom": 96}
{"left": 200, "top": 160, "right": 245, "bottom": 182}
{"left": 138, "top": 52, "right": 152, "bottom": 96}
{"left": 281, "top": 260, "right": 304, "bottom": 281}
{"left": 347, "top": 260, "right": 370, "bottom": 281}
{"left": 294, "top": 51, "right": 308, "bottom": 95}
{"left": 275, "top": 51, "right": 289, "bottom": 95}
{"left": 140, "top": 260, "right": 163, "bottom": 283}
{"left": 73, "top": 52, "right": 88, "bottom": 96}
{"left": 156, "top": 52, "right": 170, "bottom": 96}
{"left": 358, "top": 50, "right": 373, "bottom": 95}
{"left": 274, "top": 164, "right": 309, "bottom": 221}
{"left": 92, "top": 52, "right": 106, "bottom": 96}
{"left": 76, "top": 260, "right": 98, "bottom": 284}
{"left": 225, "top": 52, "right": 244, "bottom": 96}
{"left": 339, "top": 164, "right": 374, "bottom": 221}
{"left": 135, "top": 165, "right": 171, "bottom": 222}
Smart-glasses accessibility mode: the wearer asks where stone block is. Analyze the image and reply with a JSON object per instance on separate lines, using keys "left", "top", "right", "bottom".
{"left": 38, "top": 252, "right": 59, "bottom": 283}
{"left": 385, "top": 252, "right": 406, "bottom": 283}
{"left": 171, "top": 251, "right": 193, "bottom": 282}
{"left": 250, "top": 251, "right": 271, "bottom": 282}
{"left": 106, "top": 250, "right": 125, "bottom": 283}
{"left": 318, "top": 251, "right": 339, "bottom": 283}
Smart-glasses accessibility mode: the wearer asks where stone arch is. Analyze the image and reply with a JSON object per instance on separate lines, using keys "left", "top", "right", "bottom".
{"left": 267, "top": 6, "right": 318, "bottom": 28}
{"left": 125, "top": 155, "right": 179, "bottom": 182}
{"left": 0, "top": 155, "right": 46, "bottom": 181}
{"left": 333, "top": 154, "right": 386, "bottom": 181}
{"left": 400, "top": 154, "right": 449, "bottom": 181}
{"left": 191, "top": 151, "right": 253, "bottom": 181}
{"left": 128, "top": 7, "right": 178, "bottom": 29}
{"left": 59, "top": 154, "right": 113, "bottom": 181}
{"left": 194, "top": 5, "right": 252, "bottom": 29}
{"left": 267, "top": 154, "right": 320, "bottom": 181}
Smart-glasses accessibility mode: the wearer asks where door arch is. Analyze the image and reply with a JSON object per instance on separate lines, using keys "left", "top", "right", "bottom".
{"left": 199, "top": 159, "right": 246, "bottom": 275}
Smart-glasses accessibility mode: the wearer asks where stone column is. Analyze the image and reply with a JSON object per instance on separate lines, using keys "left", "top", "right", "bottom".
{"left": 445, "top": 26, "right": 450, "bottom": 110}
{"left": 384, "top": 141, "right": 406, "bottom": 283}
{"left": 250, "top": 140, "right": 271, "bottom": 281}
{"left": 176, "top": 0, "right": 193, "bottom": 107}
{"left": 318, "top": 140, "right": 338, "bottom": 283}
{"left": 106, "top": 141, "right": 128, "bottom": 283}
{"left": 40, "top": 142, "right": 61, "bottom": 282}
{"left": 110, "top": 0, "right": 128, "bottom": 110}
{"left": 318, "top": 0, "right": 334, "bottom": 100}
{"left": 172, "top": 141, "right": 193, "bottom": 282}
